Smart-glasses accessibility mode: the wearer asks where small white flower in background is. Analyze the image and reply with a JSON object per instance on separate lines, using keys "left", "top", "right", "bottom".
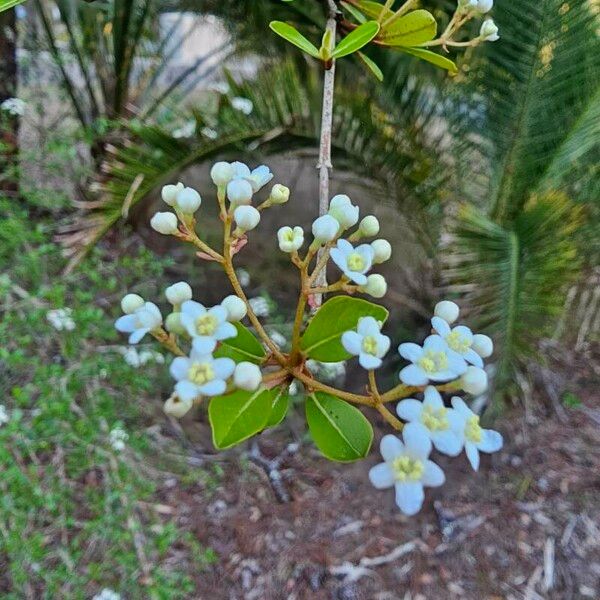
{"left": 231, "top": 96, "right": 253, "bottom": 115}
{"left": 109, "top": 427, "right": 128, "bottom": 451}
{"left": 138, "top": 349, "right": 165, "bottom": 365}
{"left": 236, "top": 268, "right": 251, "bottom": 287}
{"left": 163, "top": 391, "right": 193, "bottom": 418}
{"left": 150, "top": 211, "right": 178, "bottom": 235}
{"left": 170, "top": 349, "right": 235, "bottom": 400}
{"left": 234, "top": 205, "right": 261, "bottom": 232}
{"left": 451, "top": 397, "right": 503, "bottom": 470}
{"left": 0, "top": 97, "right": 25, "bottom": 116}
{"left": 165, "top": 281, "right": 193, "bottom": 306}
{"left": 433, "top": 300, "right": 460, "bottom": 325}
{"left": 269, "top": 183, "right": 290, "bottom": 205}
{"left": 46, "top": 308, "right": 76, "bottom": 331}
{"left": 209, "top": 81, "right": 230, "bottom": 94}
{"left": 369, "top": 423, "right": 445, "bottom": 515}
{"left": 476, "top": 0, "right": 493, "bottom": 13}
{"left": 201, "top": 127, "right": 218, "bottom": 140}
{"left": 396, "top": 386, "right": 464, "bottom": 456}
{"left": 306, "top": 359, "right": 346, "bottom": 384}
{"left": 92, "top": 589, "right": 121, "bottom": 600}
{"left": 233, "top": 362, "right": 263, "bottom": 391}
{"left": 398, "top": 335, "right": 467, "bottom": 386}
{"left": 175, "top": 186, "right": 202, "bottom": 214}
{"left": 269, "top": 330, "right": 288, "bottom": 349}
{"left": 480, "top": 18, "right": 499, "bottom": 41}
{"left": 312, "top": 214, "right": 340, "bottom": 243}
{"left": 161, "top": 182, "right": 184, "bottom": 206}
{"left": 115, "top": 302, "right": 162, "bottom": 344}
{"left": 0, "top": 405, "right": 9, "bottom": 427}
{"left": 359, "top": 215, "right": 380, "bottom": 237}
{"left": 172, "top": 120, "right": 196, "bottom": 139}
{"left": 330, "top": 239, "right": 374, "bottom": 285}
{"left": 121, "top": 347, "right": 165, "bottom": 368}
{"left": 288, "top": 381, "right": 300, "bottom": 396}
{"left": 246, "top": 165, "right": 273, "bottom": 193}
{"left": 328, "top": 194, "right": 359, "bottom": 230}
{"left": 248, "top": 296, "right": 270, "bottom": 318}
{"left": 220, "top": 295, "right": 247, "bottom": 322}
{"left": 460, "top": 366, "right": 488, "bottom": 395}
{"left": 360, "top": 273, "right": 387, "bottom": 298}
{"left": 210, "top": 161, "right": 235, "bottom": 186}
{"left": 430, "top": 317, "right": 483, "bottom": 368}
{"left": 370, "top": 239, "right": 392, "bottom": 264}
{"left": 179, "top": 300, "right": 237, "bottom": 352}
{"left": 277, "top": 226, "right": 304, "bottom": 253}
{"left": 342, "top": 316, "right": 390, "bottom": 369}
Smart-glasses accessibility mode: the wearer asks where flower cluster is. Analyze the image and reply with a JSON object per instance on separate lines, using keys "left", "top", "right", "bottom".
{"left": 457, "top": 0, "right": 499, "bottom": 42}
{"left": 0, "top": 97, "right": 25, "bottom": 116}
{"left": 46, "top": 307, "right": 76, "bottom": 332}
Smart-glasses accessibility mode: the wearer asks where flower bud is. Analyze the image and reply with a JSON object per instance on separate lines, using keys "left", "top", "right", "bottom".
{"left": 434, "top": 300, "right": 460, "bottom": 324}
{"left": 150, "top": 212, "right": 178, "bottom": 235}
{"left": 161, "top": 182, "right": 184, "bottom": 206}
{"left": 164, "top": 392, "right": 193, "bottom": 418}
{"left": 270, "top": 184, "right": 290, "bottom": 205}
{"left": 247, "top": 165, "right": 273, "bottom": 193}
{"left": 361, "top": 274, "right": 387, "bottom": 298}
{"left": 480, "top": 18, "right": 499, "bottom": 41}
{"left": 359, "top": 215, "right": 380, "bottom": 237}
{"left": 221, "top": 295, "right": 247, "bottom": 322}
{"left": 461, "top": 366, "right": 488, "bottom": 395}
{"left": 476, "top": 0, "right": 493, "bottom": 13}
{"left": 233, "top": 362, "right": 262, "bottom": 391}
{"left": 312, "top": 214, "right": 339, "bottom": 243}
{"left": 210, "top": 161, "right": 234, "bottom": 186}
{"left": 458, "top": 0, "right": 478, "bottom": 8}
{"left": 371, "top": 239, "right": 392, "bottom": 264}
{"left": 227, "top": 178, "right": 253, "bottom": 206}
{"left": 277, "top": 226, "right": 304, "bottom": 253}
{"left": 472, "top": 334, "right": 493, "bottom": 358}
{"left": 234, "top": 205, "right": 261, "bottom": 231}
{"left": 121, "top": 293, "right": 144, "bottom": 314}
{"left": 165, "top": 281, "right": 192, "bottom": 305}
{"left": 165, "top": 312, "right": 186, "bottom": 335}
{"left": 175, "top": 187, "right": 202, "bottom": 213}
{"left": 329, "top": 194, "right": 359, "bottom": 229}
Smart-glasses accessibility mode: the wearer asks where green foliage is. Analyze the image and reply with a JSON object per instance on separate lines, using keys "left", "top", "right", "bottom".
{"left": 301, "top": 296, "right": 388, "bottom": 361}
{"left": 305, "top": 392, "right": 373, "bottom": 462}
{"left": 378, "top": 10, "right": 437, "bottom": 47}
{"left": 269, "top": 20, "right": 321, "bottom": 57}
{"left": 0, "top": 0, "right": 26, "bottom": 12}
{"left": 331, "top": 21, "right": 380, "bottom": 59}
{"left": 266, "top": 388, "right": 290, "bottom": 427}
{"left": 214, "top": 322, "right": 266, "bottom": 364}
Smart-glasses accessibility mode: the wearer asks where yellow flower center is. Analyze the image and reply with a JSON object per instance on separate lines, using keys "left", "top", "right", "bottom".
{"left": 421, "top": 405, "right": 449, "bottom": 431}
{"left": 446, "top": 330, "right": 471, "bottom": 353}
{"left": 418, "top": 350, "right": 448, "bottom": 373}
{"left": 465, "top": 415, "right": 482, "bottom": 443}
{"left": 347, "top": 252, "right": 365, "bottom": 271}
{"left": 283, "top": 230, "right": 295, "bottom": 242}
{"left": 188, "top": 363, "right": 215, "bottom": 385}
{"left": 391, "top": 456, "right": 424, "bottom": 482}
{"left": 362, "top": 335, "right": 378, "bottom": 355}
{"left": 195, "top": 314, "right": 218, "bottom": 336}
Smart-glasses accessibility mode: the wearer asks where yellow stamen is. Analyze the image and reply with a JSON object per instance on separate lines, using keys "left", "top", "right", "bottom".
{"left": 446, "top": 330, "right": 471, "bottom": 353}
{"left": 188, "top": 363, "right": 215, "bottom": 385}
{"left": 347, "top": 252, "right": 365, "bottom": 271}
{"left": 195, "top": 314, "right": 218, "bottom": 336}
{"left": 391, "top": 455, "right": 424, "bottom": 482}
{"left": 465, "top": 415, "right": 482, "bottom": 443}
{"left": 421, "top": 405, "right": 449, "bottom": 431}
{"left": 362, "top": 335, "right": 378, "bottom": 355}
{"left": 418, "top": 350, "right": 448, "bottom": 373}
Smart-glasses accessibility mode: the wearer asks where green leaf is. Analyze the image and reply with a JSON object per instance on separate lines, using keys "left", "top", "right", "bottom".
{"left": 0, "top": 0, "right": 27, "bottom": 13}
{"left": 269, "top": 21, "right": 320, "bottom": 58}
{"left": 266, "top": 387, "right": 290, "bottom": 427}
{"left": 214, "top": 322, "right": 266, "bottom": 364}
{"left": 300, "top": 296, "right": 388, "bottom": 361}
{"left": 397, "top": 47, "right": 457, "bottom": 74}
{"left": 351, "top": 0, "right": 394, "bottom": 21}
{"left": 305, "top": 392, "right": 373, "bottom": 462}
{"left": 332, "top": 21, "right": 380, "bottom": 59}
{"left": 380, "top": 10, "right": 437, "bottom": 46}
{"left": 341, "top": 1, "right": 368, "bottom": 24}
{"left": 209, "top": 388, "right": 275, "bottom": 449}
{"left": 357, "top": 51, "right": 384, "bottom": 81}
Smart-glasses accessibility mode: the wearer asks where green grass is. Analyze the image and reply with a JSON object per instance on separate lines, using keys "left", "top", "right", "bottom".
{"left": 0, "top": 199, "right": 217, "bottom": 598}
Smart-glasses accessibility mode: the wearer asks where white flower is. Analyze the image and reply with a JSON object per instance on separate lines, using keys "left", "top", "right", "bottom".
{"left": 161, "top": 182, "right": 184, "bottom": 206}
{"left": 109, "top": 427, "right": 128, "bottom": 451}
{"left": 115, "top": 302, "right": 162, "bottom": 344}
{"left": 476, "top": 0, "right": 493, "bottom": 13}
{"left": 150, "top": 212, "right": 178, "bottom": 235}
{"left": 433, "top": 300, "right": 459, "bottom": 324}
{"left": 201, "top": 127, "right": 218, "bottom": 140}
{"left": 270, "top": 184, "right": 290, "bottom": 204}
{"left": 396, "top": 386, "right": 463, "bottom": 456}
{"left": 172, "top": 120, "right": 196, "bottom": 138}
{"left": 370, "top": 239, "right": 392, "bottom": 264}
{"left": 46, "top": 308, "right": 75, "bottom": 331}
{"left": 461, "top": 366, "right": 488, "bottom": 395}
{"left": 163, "top": 391, "right": 193, "bottom": 418}
{"left": 231, "top": 96, "right": 253, "bottom": 115}
{"left": 360, "top": 273, "right": 387, "bottom": 298}
{"left": 175, "top": 186, "right": 202, "bottom": 214}
{"left": 210, "top": 161, "right": 235, "bottom": 186}
{"left": 369, "top": 423, "right": 445, "bottom": 516}
{"left": 312, "top": 214, "right": 340, "bottom": 243}
{"left": 170, "top": 349, "right": 235, "bottom": 400}
{"left": 165, "top": 281, "right": 193, "bottom": 306}
{"left": 451, "top": 397, "right": 503, "bottom": 470}
{"left": 480, "top": 18, "right": 499, "bottom": 41}
{"left": 246, "top": 165, "right": 273, "bottom": 193}
{"left": 328, "top": 194, "right": 360, "bottom": 230}
{"left": 121, "top": 347, "right": 164, "bottom": 368}
{"left": 248, "top": 296, "right": 270, "bottom": 317}
{"left": 341, "top": 316, "right": 390, "bottom": 369}
{"left": 165, "top": 312, "right": 185, "bottom": 335}
{"left": 430, "top": 316, "right": 483, "bottom": 367}
{"left": 234, "top": 205, "right": 261, "bottom": 231}
{"left": 269, "top": 330, "right": 287, "bottom": 348}
{"left": 233, "top": 362, "right": 262, "bottom": 391}
{"left": 330, "top": 239, "right": 374, "bottom": 285}
{"left": 221, "top": 295, "right": 247, "bottom": 322}
{"left": 236, "top": 268, "right": 251, "bottom": 287}
{"left": 306, "top": 359, "right": 346, "bottom": 383}
{"left": 277, "top": 226, "right": 304, "bottom": 253}
{"left": 0, "top": 97, "right": 25, "bottom": 116}
{"left": 398, "top": 335, "right": 468, "bottom": 386}
{"left": 472, "top": 334, "right": 493, "bottom": 358}
{"left": 359, "top": 215, "right": 380, "bottom": 237}
{"left": 93, "top": 588, "right": 121, "bottom": 600}
{"left": 0, "top": 405, "right": 9, "bottom": 427}
{"left": 180, "top": 300, "right": 237, "bottom": 352}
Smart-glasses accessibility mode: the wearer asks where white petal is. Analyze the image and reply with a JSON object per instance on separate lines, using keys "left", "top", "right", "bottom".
{"left": 431, "top": 430, "right": 463, "bottom": 457}
{"left": 446, "top": 352, "right": 468, "bottom": 376}
{"left": 359, "top": 352, "right": 381, "bottom": 370}
{"left": 336, "top": 238, "right": 353, "bottom": 254}
{"left": 341, "top": 331, "right": 362, "bottom": 356}
{"left": 380, "top": 434, "right": 404, "bottom": 461}
{"left": 176, "top": 381, "right": 201, "bottom": 402}
{"left": 453, "top": 325, "right": 473, "bottom": 343}
{"left": 368, "top": 463, "right": 395, "bottom": 489}
{"left": 431, "top": 316, "right": 450, "bottom": 337}
{"left": 214, "top": 321, "right": 237, "bottom": 340}
{"left": 376, "top": 334, "right": 391, "bottom": 357}
{"left": 144, "top": 302, "right": 162, "bottom": 320}
{"left": 212, "top": 357, "right": 236, "bottom": 380}
{"left": 329, "top": 248, "right": 345, "bottom": 271}
{"left": 447, "top": 408, "right": 466, "bottom": 432}
{"left": 129, "top": 328, "right": 148, "bottom": 344}
{"left": 422, "top": 460, "right": 445, "bottom": 487}
{"left": 170, "top": 357, "right": 191, "bottom": 381}
{"left": 208, "top": 304, "right": 228, "bottom": 323}
{"left": 465, "top": 442, "right": 480, "bottom": 471}
{"left": 396, "top": 399, "right": 423, "bottom": 422}
{"left": 399, "top": 365, "right": 429, "bottom": 386}
{"left": 349, "top": 272, "right": 368, "bottom": 286}
{"left": 464, "top": 348, "right": 484, "bottom": 368}
{"left": 115, "top": 315, "right": 137, "bottom": 333}
{"left": 423, "top": 386, "right": 443, "bottom": 410}
{"left": 355, "top": 244, "right": 374, "bottom": 271}
{"left": 478, "top": 429, "right": 503, "bottom": 453}
{"left": 403, "top": 422, "right": 432, "bottom": 459}
{"left": 357, "top": 316, "right": 379, "bottom": 337}
{"left": 429, "top": 369, "right": 459, "bottom": 382}
{"left": 398, "top": 343, "right": 423, "bottom": 362}
{"left": 451, "top": 396, "right": 473, "bottom": 418}
{"left": 199, "top": 379, "right": 226, "bottom": 397}
{"left": 423, "top": 334, "right": 447, "bottom": 352}
{"left": 179, "top": 313, "right": 198, "bottom": 337}
{"left": 192, "top": 337, "right": 217, "bottom": 354}
{"left": 394, "top": 481, "right": 424, "bottom": 516}
{"left": 181, "top": 300, "right": 205, "bottom": 319}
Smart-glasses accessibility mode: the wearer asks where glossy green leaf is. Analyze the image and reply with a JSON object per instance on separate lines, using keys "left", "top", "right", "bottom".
{"left": 398, "top": 47, "right": 458, "bottom": 74}
{"left": 209, "top": 388, "right": 274, "bottom": 449}
{"left": 358, "top": 51, "right": 384, "bottom": 81}
{"left": 305, "top": 392, "right": 373, "bottom": 462}
{"left": 269, "top": 21, "right": 320, "bottom": 58}
{"left": 332, "top": 21, "right": 380, "bottom": 59}
{"left": 300, "top": 296, "right": 388, "bottom": 361}
{"left": 341, "top": 1, "right": 368, "bottom": 24}
{"left": 214, "top": 322, "right": 266, "bottom": 364}
{"left": 0, "top": 0, "right": 26, "bottom": 12}
{"left": 266, "top": 387, "right": 290, "bottom": 427}
{"left": 380, "top": 10, "right": 437, "bottom": 46}
{"left": 351, "top": 0, "right": 394, "bottom": 21}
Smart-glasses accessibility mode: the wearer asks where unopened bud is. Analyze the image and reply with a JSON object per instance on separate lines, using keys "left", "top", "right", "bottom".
{"left": 234, "top": 362, "right": 262, "bottom": 391}
{"left": 371, "top": 239, "right": 392, "bottom": 264}
{"left": 221, "top": 295, "right": 247, "bottom": 322}
{"left": 150, "top": 212, "right": 178, "bottom": 235}
{"left": 161, "top": 182, "right": 184, "bottom": 206}
{"left": 434, "top": 300, "right": 460, "bottom": 324}
{"left": 121, "top": 293, "right": 144, "bottom": 314}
